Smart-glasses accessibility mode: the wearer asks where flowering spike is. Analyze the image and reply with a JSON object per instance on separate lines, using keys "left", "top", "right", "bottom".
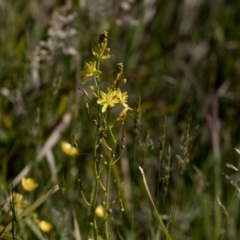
{"left": 92, "top": 31, "right": 112, "bottom": 60}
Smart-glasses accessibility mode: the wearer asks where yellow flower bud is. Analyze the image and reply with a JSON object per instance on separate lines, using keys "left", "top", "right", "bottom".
{"left": 95, "top": 205, "right": 105, "bottom": 218}
{"left": 21, "top": 177, "right": 39, "bottom": 192}
{"left": 61, "top": 141, "right": 79, "bottom": 157}
{"left": 38, "top": 220, "right": 53, "bottom": 232}
{"left": 89, "top": 85, "right": 95, "bottom": 91}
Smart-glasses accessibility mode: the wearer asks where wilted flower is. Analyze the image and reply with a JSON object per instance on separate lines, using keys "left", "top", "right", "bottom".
{"left": 9, "top": 192, "right": 28, "bottom": 208}
{"left": 115, "top": 107, "right": 132, "bottom": 124}
{"left": 21, "top": 177, "right": 39, "bottom": 192}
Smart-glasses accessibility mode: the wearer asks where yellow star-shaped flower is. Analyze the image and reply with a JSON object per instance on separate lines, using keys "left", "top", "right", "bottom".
{"left": 79, "top": 61, "right": 101, "bottom": 84}
{"left": 97, "top": 89, "right": 119, "bottom": 113}
{"left": 116, "top": 88, "right": 129, "bottom": 108}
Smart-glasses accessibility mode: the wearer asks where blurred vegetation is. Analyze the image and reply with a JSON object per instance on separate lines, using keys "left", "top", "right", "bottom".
{"left": 0, "top": 0, "right": 240, "bottom": 239}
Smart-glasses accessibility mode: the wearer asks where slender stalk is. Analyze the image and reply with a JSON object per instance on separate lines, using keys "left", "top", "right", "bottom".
{"left": 91, "top": 57, "right": 101, "bottom": 239}
{"left": 104, "top": 155, "right": 113, "bottom": 240}
{"left": 139, "top": 167, "right": 172, "bottom": 240}
{"left": 104, "top": 110, "right": 116, "bottom": 240}
{"left": 167, "top": 175, "right": 181, "bottom": 230}
{"left": 207, "top": 95, "right": 221, "bottom": 240}
{"left": 213, "top": 127, "right": 221, "bottom": 240}
{"left": 131, "top": 94, "right": 141, "bottom": 234}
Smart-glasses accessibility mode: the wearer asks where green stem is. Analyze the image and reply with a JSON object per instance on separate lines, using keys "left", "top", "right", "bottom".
{"left": 167, "top": 175, "right": 181, "bottom": 230}
{"left": 104, "top": 155, "right": 113, "bottom": 240}
{"left": 91, "top": 57, "right": 102, "bottom": 240}
{"left": 213, "top": 129, "right": 221, "bottom": 240}
{"left": 139, "top": 167, "right": 172, "bottom": 240}
{"left": 104, "top": 110, "right": 116, "bottom": 240}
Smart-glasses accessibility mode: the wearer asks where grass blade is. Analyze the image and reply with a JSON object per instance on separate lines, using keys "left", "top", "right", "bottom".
{"left": 139, "top": 167, "right": 172, "bottom": 240}
{"left": 2, "top": 185, "right": 59, "bottom": 235}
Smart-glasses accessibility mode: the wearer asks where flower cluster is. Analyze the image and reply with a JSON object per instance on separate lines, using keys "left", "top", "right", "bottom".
{"left": 78, "top": 32, "right": 131, "bottom": 116}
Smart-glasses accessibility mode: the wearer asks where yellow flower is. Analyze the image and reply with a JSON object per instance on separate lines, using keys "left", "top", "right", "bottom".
{"left": 95, "top": 205, "right": 105, "bottom": 218}
{"left": 78, "top": 61, "right": 101, "bottom": 84}
{"left": 61, "top": 141, "right": 78, "bottom": 157}
{"left": 97, "top": 89, "right": 119, "bottom": 113}
{"left": 116, "top": 88, "right": 129, "bottom": 108}
{"left": 38, "top": 220, "right": 53, "bottom": 232}
{"left": 21, "top": 177, "right": 39, "bottom": 192}
{"left": 9, "top": 192, "right": 28, "bottom": 208}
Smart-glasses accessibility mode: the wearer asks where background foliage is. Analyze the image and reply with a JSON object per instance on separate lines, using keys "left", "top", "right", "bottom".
{"left": 0, "top": 0, "right": 240, "bottom": 239}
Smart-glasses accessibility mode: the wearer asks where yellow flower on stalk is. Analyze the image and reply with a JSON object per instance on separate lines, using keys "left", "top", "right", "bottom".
{"left": 97, "top": 89, "right": 119, "bottom": 113}
{"left": 9, "top": 192, "right": 28, "bottom": 208}
{"left": 79, "top": 61, "right": 101, "bottom": 84}
{"left": 116, "top": 88, "right": 129, "bottom": 108}
{"left": 61, "top": 141, "right": 78, "bottom": 157}
{"left": 38, "top": 220, "right": 53, "bottom": 232}
{"left": 21, "top": 177, "right": 39, "bottom": 192}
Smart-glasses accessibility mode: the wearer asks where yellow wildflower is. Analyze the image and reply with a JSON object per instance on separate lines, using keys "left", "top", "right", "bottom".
{"left": 9, "top": 192, "right": 28, "bottom": 208}
{"left": 78, "top": 61, "right": 101, "bottom": 84}
{"left": 61, "top": 141, "right": 78, "bottom": 157}
{"left": 97, "top": 89, "right": 119, "bottom": 113}
{"left": 116, "top": 88, "right": 129, "bottom": 108}
{"left": 21, "top": 177, "right": 39, "bottom": 192}
{"left": 38, "top": 220, "right": 53, "bottom": 232}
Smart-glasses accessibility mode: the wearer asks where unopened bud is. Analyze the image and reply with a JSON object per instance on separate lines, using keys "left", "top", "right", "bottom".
{"left": 93, "top": 92, "right": 98, "bottom": 99}
{"left": 89, "top": 85, "right": 94, "bottom": 91}
{"left": 98, "top": 31, "right": 108, "bottom": 44}
{"left": 118, "top": 78, "right": 127, "bottom": 88}
{"left": 85, "top": 102, "right": 89, "bottom": 109}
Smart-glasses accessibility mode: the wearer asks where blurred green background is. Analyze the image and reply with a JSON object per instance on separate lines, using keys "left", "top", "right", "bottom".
{"left": 0, "top": 0, "right": 240, "bottom": 239}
